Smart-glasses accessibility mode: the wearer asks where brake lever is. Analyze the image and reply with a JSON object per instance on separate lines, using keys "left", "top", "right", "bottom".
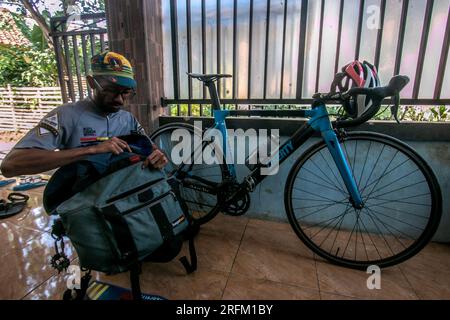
{"left": 390, "top": 94, "right": 401, "bottom": 124}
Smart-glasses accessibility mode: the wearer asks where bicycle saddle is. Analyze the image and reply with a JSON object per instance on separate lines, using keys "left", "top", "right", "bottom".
{"left": 187, "top": 73, "right": 232, "bottom": 82}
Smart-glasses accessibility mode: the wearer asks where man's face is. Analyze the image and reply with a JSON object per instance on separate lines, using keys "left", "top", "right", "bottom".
{"left": 91, "top": 77, "right": 135, "bottom": 113}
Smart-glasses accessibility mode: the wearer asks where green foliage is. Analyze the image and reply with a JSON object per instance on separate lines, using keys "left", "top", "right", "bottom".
{"left": 400, "top": 105, "right": 450, "bottom": 122}
{"left": 0, "top": 45, "right": 57, "bottom": 86}
{"left": 166, "top": 104, "right": 450, "bottom": 123}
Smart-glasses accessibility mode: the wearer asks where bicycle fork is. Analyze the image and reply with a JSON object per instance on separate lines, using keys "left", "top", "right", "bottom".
{"left": 307, "top": 105, "right": 364, "bottom": 209}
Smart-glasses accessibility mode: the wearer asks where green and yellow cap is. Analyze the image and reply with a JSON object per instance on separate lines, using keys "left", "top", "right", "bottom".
{"left": 90, "top": 51, "right": 137, "bottom": 89}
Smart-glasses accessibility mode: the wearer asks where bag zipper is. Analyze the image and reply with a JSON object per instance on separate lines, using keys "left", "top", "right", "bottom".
{"left": 106, "top": 177, "right": 165, "bottom": 204}
{"left": 120, "top": 191, "right": 176, "bottom": 215}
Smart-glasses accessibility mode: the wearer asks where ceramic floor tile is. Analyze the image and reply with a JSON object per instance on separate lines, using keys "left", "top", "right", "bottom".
{"left": 320, "top": 292, "right": 359, "bottom": 300}
{"left": 231, "top": 235, "right": 318, "bottom": 290}
{"left": 201, "top": 214, "right": 249, "bottom": 242}
{"left": 3, "top": 182, "right": 449, "bottom": 302}
{"left": 316, "top": 261, "right": 418, "bottom": 300}
{"left": 0, "top": 232, "right": 75, "bottom": 299}
{"left": 244, "top": 218, "right": 313, "bottom": 258}
{"left": 180, "top": 228, "right": 241, "bottom": 273}
{"left": 0, "top": 188, "right": 56, "bottom": 231}
{"left": 23, "top": 257, "right": 83, "bottom": 300}
{"left": 399, "top": 243, "right": 450, "bottom": 300}
{"left": 222, "top": 273, "right": 320, "bottom": 300}
{"left": 8, "top": 207, "right": 57, "bottom": 234}
{"left": 94, "top": 261, "right": 229, "bottom": 300}
{"left": 22, "top": 270, "right": 69, "bottom": 300}
{"left": 0, "top": 221, "right": 43, "bottom": 258}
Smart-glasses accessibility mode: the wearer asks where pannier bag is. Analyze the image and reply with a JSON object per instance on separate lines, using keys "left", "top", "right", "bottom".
{"left": 44, "top": 134, "right": 197, "bottom": 300}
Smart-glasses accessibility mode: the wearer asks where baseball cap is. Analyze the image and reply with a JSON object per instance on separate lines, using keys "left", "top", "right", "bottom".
{"left": 90, "top": 51, "right": 137, "bottom": 89}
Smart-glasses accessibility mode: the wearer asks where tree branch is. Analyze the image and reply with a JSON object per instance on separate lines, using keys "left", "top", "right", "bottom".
{"left": 19, "top": 0, "right": 53, "bottom": 47}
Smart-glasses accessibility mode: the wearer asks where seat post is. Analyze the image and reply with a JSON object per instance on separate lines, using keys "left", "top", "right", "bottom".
{"left": 205, "top": 81, "right": 222, "bottom": 111}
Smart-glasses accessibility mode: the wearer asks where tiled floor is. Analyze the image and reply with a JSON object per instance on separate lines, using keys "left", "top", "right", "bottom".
{"left": 0, "top": 186, "right": 449, "bottom": 300}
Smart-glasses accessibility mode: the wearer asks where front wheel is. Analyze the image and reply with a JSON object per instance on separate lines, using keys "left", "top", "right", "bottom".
{"left": 285, "top": 131, "right": 442, "bottom": 269}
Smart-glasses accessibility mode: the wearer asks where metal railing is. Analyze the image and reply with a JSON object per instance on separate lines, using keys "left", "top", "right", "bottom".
{"left": 50, "top": 13, "right": 108, "bottom": 104}
{"left": 49, "top": 1, "right": 450, "bottom": 116}
{"left": 163, "top": 0, "right": 450, "bottom": 116}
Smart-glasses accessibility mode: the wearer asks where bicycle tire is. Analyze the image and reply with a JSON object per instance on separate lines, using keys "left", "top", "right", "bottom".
{"left": 284, "top": 131, "right": 442, "bottom": 269}
{"left": 150, "top": 123, "right": 226, "bottom": 225}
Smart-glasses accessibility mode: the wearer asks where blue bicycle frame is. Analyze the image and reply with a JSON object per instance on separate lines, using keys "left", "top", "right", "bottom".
{"left": 190, "top": 79, "right": 364, "bottom": 208}
{"left": 209, "top": 105, "right": 363, "bottom": 208}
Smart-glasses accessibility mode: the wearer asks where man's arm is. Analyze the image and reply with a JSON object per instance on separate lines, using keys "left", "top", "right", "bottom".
{"left": 1, "top": 137, "right": 132, "bottom": 178}
{"left": 1, "top": 148, "right": 94, "bottom": 177}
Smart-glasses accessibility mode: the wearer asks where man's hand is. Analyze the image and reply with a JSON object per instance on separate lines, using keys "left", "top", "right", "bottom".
{"left": 89, "top": 137, "right": 132, "bottom": 155}
{"left": 142, "top": 144, "right": 169, "bottom": 170}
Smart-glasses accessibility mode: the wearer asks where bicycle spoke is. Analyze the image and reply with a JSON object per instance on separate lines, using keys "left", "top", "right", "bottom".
{"left": 364, "top": 207, "right": 409, "bottom": 250}
{"left": 298, "top": 176, "right": 346, "bottom": 194}
{"left": 293, "top": 187, "right": 347, "bottom": 203}
{"left": 363, "top": 208, "right": 397, "bottom": 257}
{"left": 358, "top": 141, "right": 372, "bottom": 188}
{"left": 329, "top": 206, "right": 350, "bottom": 254}
{"left": 363, "top": 150, "right": 399, "bottom": 198}
{"left": 318, "top": 151, "right": 348, "bottom": 196}
{"left": 368, "top": 180, "right": 427, "bottom": 200}
{"left": 301, "top": 166, "right": 346, "bottom": 195}
{"left": 366, "top": 203, "right": 429, "bottom": 220}
{"left": 365, "top": 206, "right": 424, "bottom": 232}
{"left": 360, "top": 144, "right": 386, "bottom": 194}
{"left": 358, "top": 216, "right": 383, "bottom": 260}
{"left": 356, "top": 217, "right": 370, "bottom": 261}
{"left": 294, "top": 201, "right": 342, "bottom": 210}
{"left": 367, "top": 197, "right": 431, "bottom": 208}
{"left": 367, "top": 168, "right": 420, "bottom": 197}
{"left": 341, "top": 210, "right": 359, "bottom": 259}
{"left": 306, "top": 210, "right": 351, "bottom": 238}
{"left": 318, "top": 203, "right": 351, "bottom": 248}
{"left": 361, "top": 157, "right": 412, "bottom": 193}
{"left": 296, "top": 201, "right": 345, "bottom": 220}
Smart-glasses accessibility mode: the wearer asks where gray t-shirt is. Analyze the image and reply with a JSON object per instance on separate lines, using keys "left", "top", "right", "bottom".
{"left": 14, "top": 98, "right": 146, "bottom": 150}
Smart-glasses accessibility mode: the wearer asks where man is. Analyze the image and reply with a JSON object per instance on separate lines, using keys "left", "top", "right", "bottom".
{"left": 1, "top": 51, "right": 167, "bottom": 178}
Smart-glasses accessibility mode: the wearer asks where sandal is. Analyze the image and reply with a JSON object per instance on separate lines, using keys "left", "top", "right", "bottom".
{"left": 0, "top": 179, "right": 16, "bottom": 188}
{"left": 0, "top": 193, "right": 30, "bottom": 219}
{"left": 13, "top": 176, "right": 48, "bottom": 191}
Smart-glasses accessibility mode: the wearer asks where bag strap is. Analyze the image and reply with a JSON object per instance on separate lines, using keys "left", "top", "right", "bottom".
{"left": 179, "top": 234, "right": 197, "bottom": 274}
{"left": 129, "top": 263, "right": 142, "bottom": 301}
{"left": 100, "top": 204, "right": 139, "bottom": 265}
{"left": 167, "top": 177, "right": 198, "bottom": 274}
{"left": 99, "top": 205, "right": 143, "bottom": 301}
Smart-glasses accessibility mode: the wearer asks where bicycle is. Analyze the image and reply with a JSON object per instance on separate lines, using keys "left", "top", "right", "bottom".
{"left": 150, "top": 73, "right": 442, "bottom": 270}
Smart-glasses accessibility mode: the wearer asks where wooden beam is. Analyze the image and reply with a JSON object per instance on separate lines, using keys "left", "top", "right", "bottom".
{"left": 105, "top": 0, "right": 165, "bottom": 134}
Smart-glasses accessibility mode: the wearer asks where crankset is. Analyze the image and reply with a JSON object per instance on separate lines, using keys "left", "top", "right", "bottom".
{"left": 222, "top": 184, "right": 251, "bottom": 216}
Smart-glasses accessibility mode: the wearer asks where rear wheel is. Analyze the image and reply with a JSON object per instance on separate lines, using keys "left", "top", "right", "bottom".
{"left": 285, "top": 131, "right": 442, "bottom": 269}
{"left": 150, "top": 123, "right": 226, "bottom": 225}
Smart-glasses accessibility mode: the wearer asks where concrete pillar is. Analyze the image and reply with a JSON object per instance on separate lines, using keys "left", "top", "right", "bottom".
{"left": 105, "top": 0, "right": 164, "bottom": 134}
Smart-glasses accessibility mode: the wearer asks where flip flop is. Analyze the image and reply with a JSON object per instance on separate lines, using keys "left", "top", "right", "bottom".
{"left": 0, "top": 179, "right": 15, "bottom": 187}
{"left": 0, "top": 193, "right": 30, "bottom": 219}
{"left": 13, "top": 181, "right": 47, "bottom": 191}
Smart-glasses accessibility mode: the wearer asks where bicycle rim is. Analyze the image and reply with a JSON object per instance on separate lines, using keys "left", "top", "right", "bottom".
{"left": 285, "top": 131, "right": 442, "bottom": 269}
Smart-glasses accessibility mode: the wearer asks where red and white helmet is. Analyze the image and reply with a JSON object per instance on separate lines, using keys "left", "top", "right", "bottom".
{"left": 331, "top": 60, "right": 381, "bottom": 118}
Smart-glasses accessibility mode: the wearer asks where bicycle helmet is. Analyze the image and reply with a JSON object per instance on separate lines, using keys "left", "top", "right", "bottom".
{"left": 331, "top": 60, "right": 381, "bottom": 119}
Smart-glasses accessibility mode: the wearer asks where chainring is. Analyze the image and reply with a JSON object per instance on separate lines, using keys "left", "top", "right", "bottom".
{"left": 223, "top": 186, "right": 251, "bottom": 216}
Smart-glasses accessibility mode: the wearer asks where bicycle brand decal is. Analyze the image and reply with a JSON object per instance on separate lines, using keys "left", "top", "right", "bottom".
{"left": 279, "top": 141, "right": 294, "bottom": 162}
